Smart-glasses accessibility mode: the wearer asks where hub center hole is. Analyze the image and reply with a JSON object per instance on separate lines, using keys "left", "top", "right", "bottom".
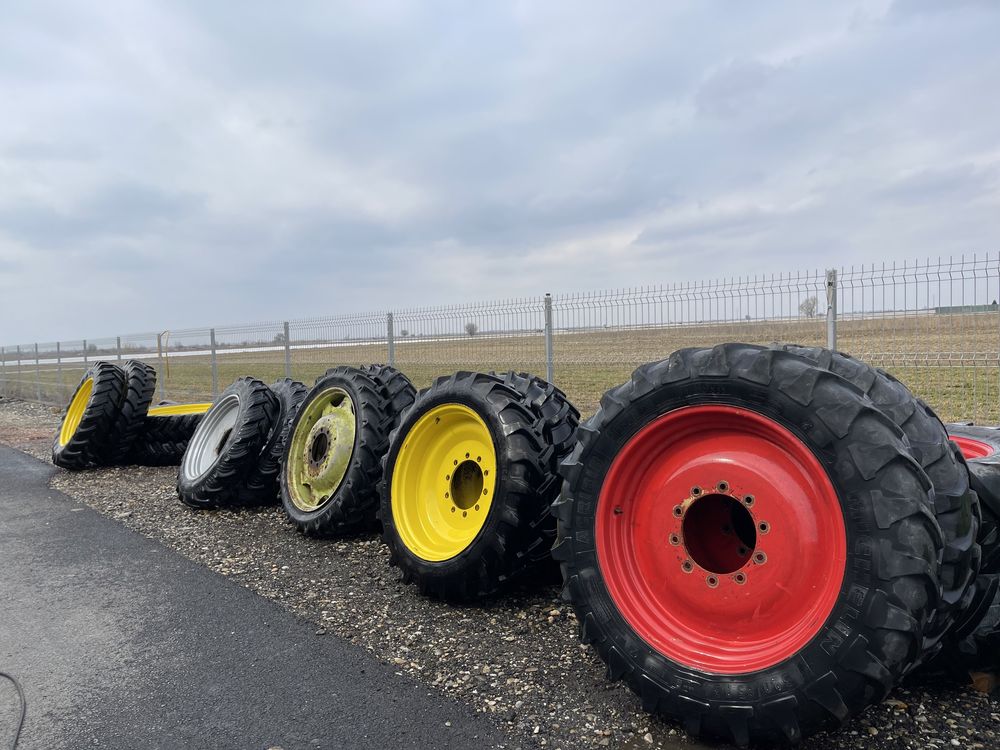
{"left": 451, "top": 460, "right": 483, "bottom": 510}
{"left": 682, "top": 493, "right": 757, "bottom": 574}
{"left": 310, "top": 432, "right": 330, "bottom": 465}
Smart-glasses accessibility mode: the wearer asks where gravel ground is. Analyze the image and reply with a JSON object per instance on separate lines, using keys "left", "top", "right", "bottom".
{"left": 2, "top": 396, "right": 998, "bottom": 750}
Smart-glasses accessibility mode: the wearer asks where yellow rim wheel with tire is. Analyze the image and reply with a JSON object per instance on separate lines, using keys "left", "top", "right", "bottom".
{"left": 391, "top": 403, "right": 497, "bottom": 561}
{"left": 59, "top": 377, "right": 94, "bottom": 446}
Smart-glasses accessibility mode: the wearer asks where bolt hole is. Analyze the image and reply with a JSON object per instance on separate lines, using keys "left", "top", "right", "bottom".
{"left": 717, "top": 481, "right": 729, "bottom": 492}
{"left": 669, "top": 534, "right": 680, "bottom": 546}
{"left": 462, "top": 511, "right": 467, "bottom": 517}
{"left": 474, "top": 504, "right": 480, "bottom": 511}
{"left": 706, "top": 575, "right": 719, "bottom": 588}
{"left": 613, "top": 506, "right": 623, "bottom": 516}
{"left": 445, "top": 492, "right": 450, "bottom": 498}
{"left": 744, "top": 495, "right": 755, "bottom": 506}
{"left": 734, "top": 573, "right": 747, "bottom": 585}
{"left": 754, "top": 552, "right": 767, "bottom": 564}
{"left": 477, "top": 456, "right": 482, "bottom": 462}
{"left": 758, "top": 521, "right": 770, "bottom": 534}
{"left": 681, "top": 560, "right": 694, "bottom": 573}
{"left": 465, "top": 452, "right": 470, "bottom": 458}
{"left": 672, "top": 505, "right": 683, "bottom": 517}
{"left": 691, "top": 486, "right": 702, "bottom": 497}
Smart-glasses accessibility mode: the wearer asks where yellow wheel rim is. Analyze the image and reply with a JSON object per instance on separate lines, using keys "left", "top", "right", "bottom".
{"left": 391, "top": 403, "right": 497, "bottom": 562}
{"left": 286, "top": 387, "right": 357, "bottom": 512}
{"left": 147, "top": 403, "right": 213, "bottom": 416}
{"left": 59, "top": 377, "right": 94, "bottom": 446}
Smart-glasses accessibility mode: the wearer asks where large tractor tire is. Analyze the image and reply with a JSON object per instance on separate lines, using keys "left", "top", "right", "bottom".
{"left": 241, "top": 378, "right": 309, "bottom": 503}
{"left": 554, "top": 344, "right": 943, "bottom": 746}
{"left": 280, "top": 367, "right": 392, "bottom": 535}
{"left": 52, "top": 362, "right": 127, "bottom": 470}
{"left": 945, "top": 423, "right": 1000, "bottom": 574}
{"left": 177, "top": 378, "right": 279, "bottom": 508}
{"left": 107, "top": 360, "right": 157, "bottom": 465}
{"left": 380, "top": 371, "right": 563, "bottom": 600}
{"left": 779, "top": 346, "right": 980, "bottom": 652}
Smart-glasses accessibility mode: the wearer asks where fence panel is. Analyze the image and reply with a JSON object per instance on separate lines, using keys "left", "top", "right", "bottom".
{"left": 391, "top": 299, "right": 546, "bottom": 391}
{"left": 4, "top": 254, "right": 999, "bottom": 425}
{"left": 287, "top": 312, "right": 390, "bottom": 386}
{"left": 839, "top": 255, "right": 1000, "bottom": 423}
{"left": 550, "top": 272, "right": 829, "bottom": 414}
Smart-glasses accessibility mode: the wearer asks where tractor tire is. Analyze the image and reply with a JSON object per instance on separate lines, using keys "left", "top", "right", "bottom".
{"left": 492, "top": 371, "right": 580, "bottom": 464}
{"left": 936, "top": 573, "right": 1000, "bottom": 674}
{"left": 380, "top": 371, "right": 560, "bottom": 600}
{"left": 280, "top": 367, "right": 392, "bottom": 535}
{"left": 554, "top": 344, "right": 943, "bottom": 746}
{"left": 129, "top": 440, "right": 189, "bottom": 466}
{"left": 779, "top": 346, "right": 980, "bottom": 653}
{"left": 177, "top": 378, "right": 279, "bottom": 509}
{"left": 361, "top": 364, "right": 417, "bottom": 427}
{"left": 52, "top": 362, "right": 127, "bottom": 470}
{"left": 945, "top": 423, "right": 1000, "bottom": 573}
{"left": 241, "top": 378, "right": 309, "bottom": 503}
{"left": 107, "top": 360, "right": 157, "bottom": 465}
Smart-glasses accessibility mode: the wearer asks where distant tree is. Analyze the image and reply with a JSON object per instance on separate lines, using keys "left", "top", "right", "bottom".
{"left": 744, "top": 314, "right": 751, "bottom": 321}
{"left": 799, "top": 296, "right": 818, "bottom": 318}
{"left": 464, "top": 322, "right": 479, "bottom": 336}
{"left": 400, "top": 329, "right": 409, "bottom": 337}
{"left": 273, "top": 332, "right": 287, "bottom": 345}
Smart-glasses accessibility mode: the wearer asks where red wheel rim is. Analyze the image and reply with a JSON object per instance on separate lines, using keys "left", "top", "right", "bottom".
{"left": 595, "top": 404, "right": 847, "bottom": 674}
{"left": 951, "top": 435, "right": 994, "bottom": 460}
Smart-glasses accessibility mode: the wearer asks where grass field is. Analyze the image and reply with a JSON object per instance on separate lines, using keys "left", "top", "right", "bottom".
{"left": 4, "top": 312, "right": 999, "bottom": 424}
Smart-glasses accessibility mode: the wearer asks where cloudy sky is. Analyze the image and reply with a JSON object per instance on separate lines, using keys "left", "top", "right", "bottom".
{"left": 1, "top": 0, "right": 998, "bottom": 342}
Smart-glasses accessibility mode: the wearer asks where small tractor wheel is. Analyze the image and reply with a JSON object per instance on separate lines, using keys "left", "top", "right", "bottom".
{"left": 380, "top": 371, "right": 559, "bottom": 600}
{"left": 241, "top": 378, "right": 309, "bottom": 503}
{"left": 52, "top": 361, "right": 127, "bottom": 470}
{"left": 107, "top": 360, "right": 157, "bottom": 465}
{"left": 280, "top": 367, "right": 391, "bottom": 535}
{"left": 177, "top": 377, "right": 279, "bottom": 509}
{"left": 946, "top": 423, "right": 1000, "bottom": 573}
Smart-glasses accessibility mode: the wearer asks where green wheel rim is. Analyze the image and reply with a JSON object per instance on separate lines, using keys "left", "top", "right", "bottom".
{"left": 287, "top": 386, "right": 357, "bottom": 512}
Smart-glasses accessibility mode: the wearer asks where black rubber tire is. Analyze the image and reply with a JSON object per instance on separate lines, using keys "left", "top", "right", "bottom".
{"left": 107, "top": 360, "right": 157, "bottom": 465}
{"left": 280, "top": 367, "right": 392, "bottom": 535}
{"left": 361, "top": 364, "right": 417, "bottom": 428}
{"left": 52, "top": 362, "right": 127, "bottom": 470}
{"left": 177, "top": 377, "right": 279, "bottom": 509}
{"left": 491, "top": 371, "right": 580, "bottom": 464}
{"left": 935, "top": 572, "right": 1000, "bottom": 673}
{"left": 780, "top": 345, "right": 981, "bottom": 653}
{"left": 136, "top": 413, "right": 205, "bottom": 446}
{"left": 554, "top": 344, "right": 944, "bottom": 746}
{"left": 128, "top": 440, "right": 188, "bottom": 466}
{"left": 944, "top": 423, "right": 1000, "bottom": 574}
{"left": 241, "top": 378, "right": 309, "bottom": 503}
{"left": 380, "top": 371, "right": 560, "bottom": 601}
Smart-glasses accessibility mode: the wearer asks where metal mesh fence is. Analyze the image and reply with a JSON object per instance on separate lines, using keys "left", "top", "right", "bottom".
{"left": 2, "top": 254, "right": 998, "bottom": 423}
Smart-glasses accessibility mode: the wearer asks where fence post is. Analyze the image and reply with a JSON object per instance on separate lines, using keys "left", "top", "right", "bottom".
{"left": 387, "top": 312, "right": 396, "bottom": 366}
{"left": 116, "top": 336, "right": 122, "bottom": 362}
{"left": 825, "top": 268, "right": 838, "bottom": 351}
{"left": 0, "top": 346, "right": 5, "bottom": 398}
{"left": 16, "top": 346, "right": 22, "bottom": 395}
{"left": 210, "top": 328, "right": 219, "bottom": 398}
{"left": 34, "top": 343, "right": 41, "bottom": 401}
{"left": 283, "top": 321, "right": 292, "bottom": 378}
{"left": 544, "top": 293, "right": 555, "bottom": 383}
{"left": 156, "top": 333, "right": 166, "bottom": 401}
{"left": 83, "top": 339, "right": 88, "bottom": 365}
{"left": 56, "top": 341, "right": 64, "bottom": 392}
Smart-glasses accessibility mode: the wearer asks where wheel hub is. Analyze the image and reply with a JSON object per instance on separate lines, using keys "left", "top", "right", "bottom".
{"left": 286, "top": 387, "right": 357, "bottom": 512}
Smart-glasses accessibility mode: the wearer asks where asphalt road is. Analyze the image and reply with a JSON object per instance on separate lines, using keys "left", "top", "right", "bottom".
{"left": 0, "top": 446, "right": 511, "bottom": 750}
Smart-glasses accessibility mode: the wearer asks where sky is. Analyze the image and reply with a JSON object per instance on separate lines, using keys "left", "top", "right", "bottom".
{"left": 1, "top": 0, "right": 998, "bottom": 342}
